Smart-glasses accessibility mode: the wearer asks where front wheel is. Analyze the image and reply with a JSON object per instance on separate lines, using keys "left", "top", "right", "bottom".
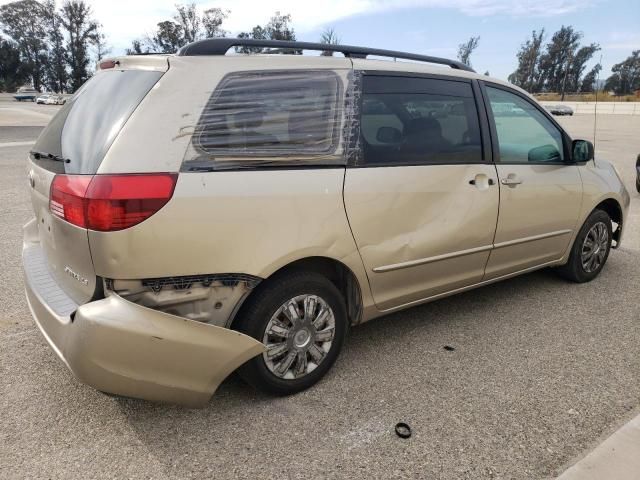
{"left": 235, "top": 271, "right": 348, "bottom": 395}
{"left": 556, "top": 209, "right": 612, "bottom": 282}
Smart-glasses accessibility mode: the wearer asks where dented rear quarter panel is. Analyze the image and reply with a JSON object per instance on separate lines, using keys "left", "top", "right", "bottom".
{"left": 88, "top": 169, "right": 376, "bottom": 319}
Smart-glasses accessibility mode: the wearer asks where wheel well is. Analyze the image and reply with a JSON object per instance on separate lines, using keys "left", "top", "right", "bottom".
{"left": 229, "top": 257, "right": 363, "bottom": 329}
{"left": 595, "top": 198, "right": 623, "bottom": 244}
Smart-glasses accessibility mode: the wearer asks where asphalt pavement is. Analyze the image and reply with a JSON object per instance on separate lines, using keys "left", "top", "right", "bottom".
{"left": 0, "top": 102, "right": 638, "bottom": 479}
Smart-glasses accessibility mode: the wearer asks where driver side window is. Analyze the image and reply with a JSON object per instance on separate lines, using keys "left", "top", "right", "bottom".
{"left": 486, "top": 86, "right": 565, "bottom": 164}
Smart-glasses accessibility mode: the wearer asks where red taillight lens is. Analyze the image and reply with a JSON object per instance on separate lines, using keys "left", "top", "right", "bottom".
{"left": 50, "top": 175, "right": 92, "bottom": 227}
{"left": 50, "top": 173, "right": 178, "bottom": 231}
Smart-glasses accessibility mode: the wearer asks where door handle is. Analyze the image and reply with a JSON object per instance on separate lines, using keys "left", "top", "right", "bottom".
{"left": 468, "top": 174, "right": 496, "bottom": 189}
{"left": 500, "top": 175, "right": 522, "bottom": 187}
{"left": 469, "top": 178, "right": 495, "bottom": 186}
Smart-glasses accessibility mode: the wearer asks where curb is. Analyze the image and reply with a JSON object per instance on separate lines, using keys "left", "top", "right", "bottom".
{"left": 557, "top": 413, "right": 640, "bottom": 479}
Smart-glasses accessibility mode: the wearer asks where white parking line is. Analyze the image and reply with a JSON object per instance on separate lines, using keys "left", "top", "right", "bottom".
{"left": 0, "top": 141, "right": 35, "bottom": 148}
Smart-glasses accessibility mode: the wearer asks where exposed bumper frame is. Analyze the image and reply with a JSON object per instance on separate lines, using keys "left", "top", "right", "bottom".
{"left": 23, "top": 220, "right": 265, "bottom": 407}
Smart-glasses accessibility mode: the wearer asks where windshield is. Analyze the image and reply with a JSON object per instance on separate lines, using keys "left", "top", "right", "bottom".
{"left": 32, "top": 69, "right": 163, "bottom": 174}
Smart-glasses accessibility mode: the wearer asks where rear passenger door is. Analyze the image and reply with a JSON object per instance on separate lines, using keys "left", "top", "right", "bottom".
{"left": 344, "top": 74, "right": 499, "bottom": 311}
{"left": 480, "top": 83, "right": 583, "bottom": 279}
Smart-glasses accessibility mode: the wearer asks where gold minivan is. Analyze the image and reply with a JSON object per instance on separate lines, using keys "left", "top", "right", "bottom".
{"left": 23, "top": 39, "right": 630, "bottom": 406}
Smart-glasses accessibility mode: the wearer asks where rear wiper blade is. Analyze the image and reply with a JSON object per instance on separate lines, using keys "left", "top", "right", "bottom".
{"left": 30, "top": 150, "right": 70, "bottom": 164}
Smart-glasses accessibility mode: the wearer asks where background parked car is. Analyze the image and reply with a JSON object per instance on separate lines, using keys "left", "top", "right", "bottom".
{"left": 36, "top": 94, "right": 50, "bottom": 104}
{"left": 13, "top": 86, "right": 38, "bottom": 102}
{"left": 548, "top": 104, "right": 574, "bottom": 116}
{"left": 45, "top": 95, "right": 66, "bottom": 105}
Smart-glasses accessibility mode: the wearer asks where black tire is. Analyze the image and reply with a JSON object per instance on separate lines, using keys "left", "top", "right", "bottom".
{"left": 556, "top": 209, "right": 612, "bottom": 283}
{"left": 235, "top": 271, "right": 348, "bottom": 395}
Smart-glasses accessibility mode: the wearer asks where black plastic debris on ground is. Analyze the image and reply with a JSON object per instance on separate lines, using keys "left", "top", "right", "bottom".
{"left": 443, "top": 345, "right": 455, "bottom": 351}
{"left": 395, "top": 422, "right": 412, "bottom": 439}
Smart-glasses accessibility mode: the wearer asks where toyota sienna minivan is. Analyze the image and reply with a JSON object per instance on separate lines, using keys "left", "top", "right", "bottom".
{"left": 23, "top": 38, "right": 630, "bottom": 406}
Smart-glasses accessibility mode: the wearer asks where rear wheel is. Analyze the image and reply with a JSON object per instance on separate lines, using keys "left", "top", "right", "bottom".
{"left": 235, "top": 271, "right": 347, "bottom": 395}
{"left": 556, "top": 209, "right": 612, "bottom": 282}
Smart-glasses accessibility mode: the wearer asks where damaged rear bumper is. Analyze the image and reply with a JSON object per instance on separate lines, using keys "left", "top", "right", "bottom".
{"left": 23, "top": 222, "right": 265, "bottom": 407}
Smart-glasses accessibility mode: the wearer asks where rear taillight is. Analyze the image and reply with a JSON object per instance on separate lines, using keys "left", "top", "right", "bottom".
{"left": 50, "top": 173, "right": 178, "bottom": 231}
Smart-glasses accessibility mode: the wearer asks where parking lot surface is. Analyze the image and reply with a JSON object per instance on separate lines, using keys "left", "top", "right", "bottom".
{"left": 1, "top": 101, "right": 639, "bottom": 479}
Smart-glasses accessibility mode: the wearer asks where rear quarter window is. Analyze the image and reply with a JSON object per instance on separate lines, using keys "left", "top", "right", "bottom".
{"left": 32, "top": 70, "right": 163, "bottom": 174}
{"left": 183, "top": 70, "right": 349, "bottom": 171}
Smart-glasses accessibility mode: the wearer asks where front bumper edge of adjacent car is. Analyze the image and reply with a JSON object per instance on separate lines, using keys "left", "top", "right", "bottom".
{"left": 22, "top": 219, "right": 266, "bottom": 407}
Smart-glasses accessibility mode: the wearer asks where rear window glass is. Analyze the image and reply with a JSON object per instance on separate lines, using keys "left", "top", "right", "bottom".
{"left": 32, "top": 70, "right": 162, "bottom": 174}
{"left": 183, "top": 70, "right": 346, "bottom": 171}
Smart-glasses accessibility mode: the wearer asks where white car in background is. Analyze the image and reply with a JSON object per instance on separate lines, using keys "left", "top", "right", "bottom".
{"left": 35, "top": 94, "right": 50, "bottom": 104}
{"left": 45, "top": 95, "right": 66, "bottom": 105}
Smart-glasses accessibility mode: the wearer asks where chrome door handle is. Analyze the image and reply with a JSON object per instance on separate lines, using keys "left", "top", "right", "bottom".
{"left": 501, "top": 176, "right": 522, "bottom": 186}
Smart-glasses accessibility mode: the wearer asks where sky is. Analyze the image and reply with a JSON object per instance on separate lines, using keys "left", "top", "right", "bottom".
{"left": 3, "top": 0, "right": 640, "bottom": 80}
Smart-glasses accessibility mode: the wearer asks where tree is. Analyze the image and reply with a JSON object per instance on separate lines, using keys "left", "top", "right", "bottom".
{"left": 236, "top": 27, "right": 267, "bottom": 53}
{"left": 0, "top": 38, "right": 27, "bottom": 91}
{"left": 568, "top": 43, "right": 600, "bottom": 92}
{"left": 537, "top": 26, "right": 582, "bottom": 94}
{"left": 93, "top": 27, "right": 111, "bottom": 70}
{"left": 604, "top": 51, "right": 640, "bottom": 95}
{"left": 60, "top": 0, "right": 98, "bottom": 92}
{"left": 0, "top": 0, "right": 48, "bottom": 90}
{"left": 141, "top": 3, "right": 228, "bottom": 54}
{"left": 319, "top": 27, "right": 340, "bottom": 56}
{"left": 457, "top": 36, "right": 479, "bottom": 68}
{"left": 202, "top": 7, "right": 228, "bottom": 38}
{"left": 126, "top": 39, "right": 149, "bottom": 55}
{"left": 147, "top": 20, "right": 184, "bottom": 53}
{"left": 508, "top": 29, "right": 545, "bottom": 92}
{"left": 237, "top": 12, "right": 300, "bottom": 54}
{"left": 580, "top": 63, "right": 601, "bottom": 92}
{"left": 42, "top": 0, "right": 68, "bottom": 92}
{"left": 173, "top": 3, "right": 199, "bottom": 44}
{"left": 511, "top": 26, "right": 600, "bottom": 95}
{"left": 265, "top": 12, "right": 296, "bottom": 41}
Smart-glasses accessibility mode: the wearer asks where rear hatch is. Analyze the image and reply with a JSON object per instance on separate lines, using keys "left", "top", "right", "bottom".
{"left": 28, "top": 65, "right": 165, "bottom": 305}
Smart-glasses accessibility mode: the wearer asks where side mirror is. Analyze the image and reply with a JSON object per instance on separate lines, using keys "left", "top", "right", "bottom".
{"left": 376, "top": 126, "right": 402, "bottom": 144}
{"left": 528, "top": 144, "right": 562, "bottom": 163}
{"left": 572, "top": 139, "right": 594, "bottom": 162}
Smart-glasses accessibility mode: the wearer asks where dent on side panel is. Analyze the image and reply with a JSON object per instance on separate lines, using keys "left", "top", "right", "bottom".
{"left": 88, "top": 169, "right": 373, "bottom": 316}
{"left": 344, "top": 164, "right": 500, "bottom": 310}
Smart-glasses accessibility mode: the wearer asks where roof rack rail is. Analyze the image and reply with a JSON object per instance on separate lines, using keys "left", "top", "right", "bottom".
{"left": 177, "top": 38, "right": 475, "bottom": 72}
